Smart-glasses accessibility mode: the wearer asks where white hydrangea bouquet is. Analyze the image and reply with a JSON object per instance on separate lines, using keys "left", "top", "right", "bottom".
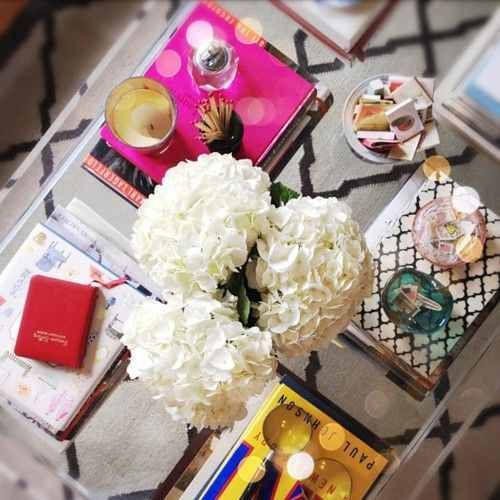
{"left": 123, "top": 153, "right": 373, "bottom": 429}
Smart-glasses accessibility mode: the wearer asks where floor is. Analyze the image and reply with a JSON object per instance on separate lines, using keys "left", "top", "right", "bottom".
{"left": 0, "top": 0, "right": 141, "bottom": 186}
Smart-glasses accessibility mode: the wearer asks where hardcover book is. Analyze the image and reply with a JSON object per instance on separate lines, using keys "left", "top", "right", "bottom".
{"left": 272, "top": 0, "right": 395, "bottom": 62}
{"left": 83, "top": 139, "right": 156, "bottom": 207}
{"left": 84, "top": 89, "right": 320, "bottom": 207}
{"left": 197, "top": 376, "right": 390, "bottom": 499}
{"left": 0, "top": 224, "right": 144, "bottom": 434}
{"left": 349, "top": 178, "right": 500, "bottom": 399}
{"left": 100, "top": 0, "right": 317, "bottom": 183}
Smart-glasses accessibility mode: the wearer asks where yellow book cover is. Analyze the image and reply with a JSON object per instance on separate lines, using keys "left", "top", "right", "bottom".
{"left": 199, "top": 376, "right": 390, "bottom": 499}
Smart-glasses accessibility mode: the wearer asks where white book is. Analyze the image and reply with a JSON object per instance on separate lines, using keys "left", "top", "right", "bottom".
{"left": 66, "top": 198, "right": 133, "bottom": 257}
{"left": 281, "top": 0, "right": 389, "bottom": 52}
{"left": 46, "top": 202, "right": 162, "bottom": 298}
{"left": 0, "top": 224, "right": 144, "bottom": 434}
{"left": 461, "top": 41, "right": 500, "bottom": 128}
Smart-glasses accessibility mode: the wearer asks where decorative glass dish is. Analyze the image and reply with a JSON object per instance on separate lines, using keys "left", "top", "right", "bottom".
{"left": 382, "top": 267, "right": 453, "bottom": 335}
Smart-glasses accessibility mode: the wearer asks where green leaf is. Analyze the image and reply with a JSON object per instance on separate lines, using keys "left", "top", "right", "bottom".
{"left": 226, "top": 272, "right": 241, "bottom": 296}
{"left": 271, "top": 182, "right": 300, "bottom": 207}
{"left": 249, "top": 244, "right": 258, "bottom": 258}
{"left": 226, "top": 269, "right": 251, "bottom": 326}
{"left": 237, "top": 279, "right": 251, "bottom": 326}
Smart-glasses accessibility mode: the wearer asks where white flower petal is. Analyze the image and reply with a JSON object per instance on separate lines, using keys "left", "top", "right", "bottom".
{"left": 208, "top": 348, "right": 235, "bottom": 371}
{"left": 122, "top": 293, "right": 276, "bottom": 430}
{"left": 132, "top": 153, "right": 272, "bottom": 296}
{"left": 268, "top": 243, "right": 299, "bottom": 272}
{"left": 255, "top": 197, "right": 373, "bottom": 357}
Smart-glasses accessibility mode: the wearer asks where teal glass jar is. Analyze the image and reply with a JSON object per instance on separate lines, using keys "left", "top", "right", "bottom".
{"left": 382, "top": 268, "right": 453, "bottom": 335}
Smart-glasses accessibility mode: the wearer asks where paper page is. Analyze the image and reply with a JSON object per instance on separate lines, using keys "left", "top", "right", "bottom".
{"left": 47, "top": 203, "right": 162, "bottom": 298}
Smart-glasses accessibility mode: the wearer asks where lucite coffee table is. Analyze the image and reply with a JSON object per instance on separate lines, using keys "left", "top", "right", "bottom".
{"left": 1, "top": 1, "right": 500, "bottom": 499}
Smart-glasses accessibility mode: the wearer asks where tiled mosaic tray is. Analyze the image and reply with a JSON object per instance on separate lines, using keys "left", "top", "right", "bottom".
{"left": 353, "top": 179, "right": 500, "bottom": 396}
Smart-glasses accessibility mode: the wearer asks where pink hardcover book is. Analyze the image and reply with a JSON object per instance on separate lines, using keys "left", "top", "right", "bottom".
{"left": 100, "top": 0, "right": 316, "bottom": 183}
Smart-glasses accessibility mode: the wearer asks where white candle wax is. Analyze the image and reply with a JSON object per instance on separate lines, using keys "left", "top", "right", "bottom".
{"left": 111, "top": 88, "right": 173, "bottom": 148}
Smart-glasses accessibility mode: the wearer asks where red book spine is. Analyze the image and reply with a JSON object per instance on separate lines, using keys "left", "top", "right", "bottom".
{"left": 77, "top": 287, "right": 98, "bottom": 366}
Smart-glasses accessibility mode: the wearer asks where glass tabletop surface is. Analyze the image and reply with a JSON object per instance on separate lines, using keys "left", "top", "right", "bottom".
{"left": 1, "top": 1, "right": 500, "bottom": 499}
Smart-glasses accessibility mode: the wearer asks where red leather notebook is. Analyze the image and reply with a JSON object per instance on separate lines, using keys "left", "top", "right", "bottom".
{"left": 14, "top": 275, "right": 98, "bottom": 369}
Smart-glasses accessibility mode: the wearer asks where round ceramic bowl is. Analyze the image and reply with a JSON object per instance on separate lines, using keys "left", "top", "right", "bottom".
{"left": 342, "top": 73, "right": 407, "bottom": 164}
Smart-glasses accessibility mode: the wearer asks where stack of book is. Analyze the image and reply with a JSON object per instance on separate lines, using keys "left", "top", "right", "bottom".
{"left": 435, "top": 10, "right": 500, "bottom": 162}
{"left": 160, "top": 375, "right": 391, "bottom": 499}
{"left": 273, "top": 0, "right": 395, "bottom": 62}
{"left": 0, "top": 200, "right": 148, "bottom": 445}
{"left": 445, "top": 40, "right": 500, "bottom": 147}
{"left": 87, "top": 1, "right": 331, "bottom": 207}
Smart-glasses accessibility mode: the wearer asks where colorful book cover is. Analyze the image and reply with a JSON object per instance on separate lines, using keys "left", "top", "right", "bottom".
{"left": 84, "top": 89, "right": 314, "bottom": 208}
{"left": 83, "top": 139, "right": 156, "bottom": 207}
{"left": 100, "top": 0, "right": 316, "bottom": 183}
{"left": 352, "top": 179, "right": 500, "bottom": 398}
{"left": 199, "top": 376, "right": 390, "bottom": 500}
{"left": 0, "top": 224, "right": 144, "bottom": 434}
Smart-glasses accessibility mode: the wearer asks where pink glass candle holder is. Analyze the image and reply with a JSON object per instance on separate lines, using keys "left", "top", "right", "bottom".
{"left": 412, "top": 196, "right": 486, "bottom": 268}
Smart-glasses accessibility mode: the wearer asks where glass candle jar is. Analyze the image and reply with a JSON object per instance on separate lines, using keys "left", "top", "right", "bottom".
{"left": 412, "top": 196, "right": 486, "bottom": 268}
{"left": 105, "top": 77, "right": 177, "bottom": 154}
{"left": 189, "top": 38, "right": 239, "bottom": 92}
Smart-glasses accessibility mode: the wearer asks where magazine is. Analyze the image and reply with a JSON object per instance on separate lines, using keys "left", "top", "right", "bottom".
{"left": 443, "top": 38, "right": 500, "bottom": 146}
{"left": 46, "top": 203, "right": 162, "bottom": 297}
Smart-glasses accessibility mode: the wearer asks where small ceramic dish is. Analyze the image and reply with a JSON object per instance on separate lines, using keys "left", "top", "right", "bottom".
{"left": 342, "top": 73, "right": 408, "bottom": 164}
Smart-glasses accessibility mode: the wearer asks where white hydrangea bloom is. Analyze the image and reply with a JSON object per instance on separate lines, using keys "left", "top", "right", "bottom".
{"left": 122, "top": 292, "right": 276, "bottom": 429}
{"left": 249, "top": 196, "right": 373, "bottom": 356}
{"left": 132, "top": 153, "right": 272, "bottom": 296}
